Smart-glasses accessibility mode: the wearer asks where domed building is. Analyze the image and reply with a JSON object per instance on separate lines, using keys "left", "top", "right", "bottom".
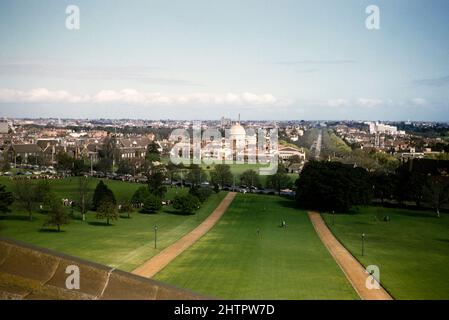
{"left": 228, "top": 116, "right": 247, "bottom": 162}
{"left": 230, "top": 121, "right": 246, "bottom": 140}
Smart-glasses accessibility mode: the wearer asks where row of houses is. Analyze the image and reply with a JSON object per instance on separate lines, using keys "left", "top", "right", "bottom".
{"left": 3, "top": 135, "right": 155, "bottom": 166}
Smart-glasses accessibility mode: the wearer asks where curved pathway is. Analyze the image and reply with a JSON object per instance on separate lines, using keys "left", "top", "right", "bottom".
{"left": 132, "top": 192, "right": 237, "bottom": 278}
{"left": 308, "top": 211, "right": 393, "bottom": 300}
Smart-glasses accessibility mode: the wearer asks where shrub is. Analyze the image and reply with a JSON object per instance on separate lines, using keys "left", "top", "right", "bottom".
{"left": 173, "top": 194, "right": 200, "bottom": 215}
{"left": 131, "top": 186, "right": 151, "bottom": 205}
{"left": 141, "top": 194, "right": 162, "bottom": 214}
{"left": 189, "top": 186, "right": 213, "bottom": 203}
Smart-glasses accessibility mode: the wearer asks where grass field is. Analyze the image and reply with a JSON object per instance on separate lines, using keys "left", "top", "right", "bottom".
{"left": 161, "top": 157, "right": 299, "bottom": 186}
{"left": 322, "top": 207, "right": 449, "bottom": 299}
{"left": 154, "top": 194, "right": 358, "bottom": 299}
{"left": 0, "top": 177, "right": 180, "bottom": 202}
{"left": 0, "top": 177, "right": 227, "bottom": 271}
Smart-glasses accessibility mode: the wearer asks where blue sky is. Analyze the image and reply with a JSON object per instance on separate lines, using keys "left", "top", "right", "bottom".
{"left": 0, "top": 0, "right": 448, "bottom": 120}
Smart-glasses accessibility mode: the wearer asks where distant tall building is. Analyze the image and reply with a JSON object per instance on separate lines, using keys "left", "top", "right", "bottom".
{"left": 366, "top": 121, "right": 398, "bottom": 135}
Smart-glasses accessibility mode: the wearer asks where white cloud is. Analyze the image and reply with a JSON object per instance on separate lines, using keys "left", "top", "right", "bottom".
{"left": 0, "top": 88, "right": 286, "bottom": 107}
{"left": 410, "top": 98, "right": 428, "bottom": 106}
{"left": 327, "top": 99, "right": 349, "bottom": 107}
{"left": 326, "top": 98, "right": 385, "bottom": 108}
{"left": 356, "top": 98, "right": 384, "bottom": 108}
{"left": 0, "top": 88, "right": 88, "bottom": 103}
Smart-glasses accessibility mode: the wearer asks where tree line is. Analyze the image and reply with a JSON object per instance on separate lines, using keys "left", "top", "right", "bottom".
{"left": 296, "top": 159, "right": 449, "bottom": 215}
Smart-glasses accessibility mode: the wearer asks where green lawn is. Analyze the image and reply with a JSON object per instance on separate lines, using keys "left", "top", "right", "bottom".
{"left": 322, "top": 207, "right": 449, "bottom": 299}
{"left": 0, "top": 177, "right": 181, "bottom": 202}
{"left": 161, "top": 157, "right": 298, "bottom": 186}
{"left": 154, "top": 194, "right": 358, "bottom": 299}
{"left": 0, "top": 177, "right": 227, "bottom": 272}
{"left": 202, "top": 163, "right": 298, "bottom": 186}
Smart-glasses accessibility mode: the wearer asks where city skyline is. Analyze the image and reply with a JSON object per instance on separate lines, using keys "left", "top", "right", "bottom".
{"left": 1, "top": 0, "right": 449, "bottom": 120}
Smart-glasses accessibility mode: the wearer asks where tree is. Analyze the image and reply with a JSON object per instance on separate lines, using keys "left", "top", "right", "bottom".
{"left": 117, "top": 160, "right": 133, "bottom": 175}
{"left": 173, "top": 194, "right": 200, "bottom": 215}
{"left": 131, "top": 186, "right": 151, "bottom": 205}
{"left": 146, "top": 141, "right": 161, "bottom": 162}
{"left": 12, "top": 179, "right": 39, "bottom": 220}
{"left": 166, "top": 162, "right": 180, "bottom": 184}
{"left": 100, "top": 134, "right": 119, "bottom": 168}
{"left": 296, "top": 161, "right": 372, "bottom": 212}
{"left": 77, "top": 176, "right": 91, "bottom": 221}
{"left": 210, "top": 164, "right": 233, "bottom": 188}
{"left": 240, "top": 169, "right": 261, "bottom": 188}
{"left": 96, "top": 201, "right": 118, "bottom": 225}
{"left": 409, "top": 171, "right": 426, "bottom": 207}
{"left": 1, "top": 153, "right": 11, "bottom": 171}
{"left": 92, "top": 180, "right": 116, "bottom": 210}
{"left": 94, "top": 158, "right": 113, "bottom": 173}
{"left": 35, "top": 180, "right": 52, "bottom": 205}
{"left": 266, "top": 164, "right": 292, "bottom": 195}
{"left": 55, "top": 152, "right": 88, "bottom": 175}
{"left": 189, "top": 186, "right": 213, "bottom": 203}
{"left": 393, "top": 166, "right": 426, "bottom": 206}
{"left": 72, "top": 158, "right": 89, "bottom": 176}
{"left": 140, "top": 194, "right": 162, "bottom": 214}
{"left": 146, "top": 166, "right": 167, "bottom": 198}
{"left": 424, "top": 175, "right": 449, "bottom": 218}
{"left": 0, "top": 184, "right": 13, "bottom": 214}
{"left": 371, "top": 171, "right": 394, "bottom": 205}
{"left": 44, "top": 195, "right": 69, "bottom": 232}
{"left": 187, "top": 164, "right": 206, "bottom": 187}
{"left": 119, "top": 202, "right": 134, "bottom": 218}
{"left": 56, "top": 152, "right": 74, "bottom": 171}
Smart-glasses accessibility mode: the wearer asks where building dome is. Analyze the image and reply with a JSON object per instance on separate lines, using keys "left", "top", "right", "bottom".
{"left": 230, "top": 123, "right": 246, "bottom": 137}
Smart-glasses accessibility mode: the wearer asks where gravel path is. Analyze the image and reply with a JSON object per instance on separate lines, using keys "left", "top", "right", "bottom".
{"left": 132, "top": 192, "right": 237, "bottom": 278}
{"left": 308, "top": 211, "right": 393, "bottom": 300}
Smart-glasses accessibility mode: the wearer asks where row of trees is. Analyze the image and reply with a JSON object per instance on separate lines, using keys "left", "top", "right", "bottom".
{"left": 296, "top": 160, "right": 449, "bottom": 215}
{"left": 168, "top": 163, "right": 293, "bottom": 194}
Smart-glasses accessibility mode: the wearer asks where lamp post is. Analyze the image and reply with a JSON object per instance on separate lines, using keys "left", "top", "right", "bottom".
{"left": 332, "top": 210, "right": 335, "bottom": 226}
{"left": 154, "top": 225, "right": 158, "bottom": 249}
{"left": 361, "top": 233, "right": 365, "bottom": 256}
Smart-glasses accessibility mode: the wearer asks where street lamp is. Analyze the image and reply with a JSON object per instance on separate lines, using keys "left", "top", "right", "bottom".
{"left": 154, "top": 225, "right": 158, "bottom": 249}
{"left": 361, "top": 233, "right": 365, "bottom": 256}
{"left": 332, "top": 210, "right": 335, "bottom": 226}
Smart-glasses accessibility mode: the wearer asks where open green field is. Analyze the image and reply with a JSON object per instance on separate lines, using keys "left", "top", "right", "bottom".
{"left": 0, "top": 177, "right": 227, "bottom": 271}
{"left": 155, "top": 194, "right": 358, "bottom": 299}
{"left": 161, "top": 157, "right": 298, "bottom": 186}
{"left": 0, "top": 177, "right": 181, "bottom": 202}
{"left": 322, "top": 207, "right": 449, "bottom": 299}
{"left": 200, "top": 163, "right": 299, "bottom": 185}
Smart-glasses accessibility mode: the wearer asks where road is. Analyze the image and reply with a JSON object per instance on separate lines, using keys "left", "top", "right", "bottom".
{"left": 309, "top": 129, "right": 322, "bottom": 160}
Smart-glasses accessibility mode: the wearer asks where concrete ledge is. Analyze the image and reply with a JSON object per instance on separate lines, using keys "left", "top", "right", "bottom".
{"left": 0, "top": 237, "right": 210, "bottom": 300}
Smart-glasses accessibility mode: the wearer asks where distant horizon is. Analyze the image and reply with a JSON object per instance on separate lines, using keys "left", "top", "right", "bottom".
{"left": 3, "top": 116, "right": 448, "bottom": 124}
